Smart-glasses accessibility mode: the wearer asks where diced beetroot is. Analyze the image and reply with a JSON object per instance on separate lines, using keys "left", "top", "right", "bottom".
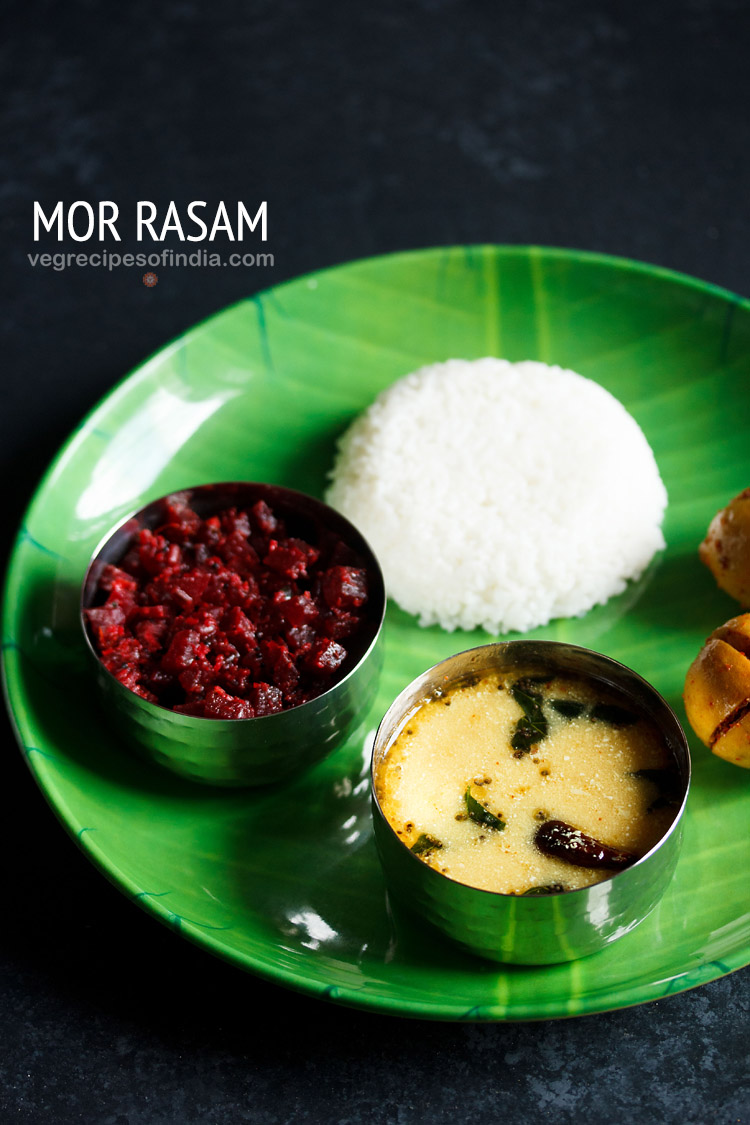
{"left": 248, "top": 682, "right": 284, "bottom": 715}
{"left": 134, "top": 618, "right": 168, "bottom": 653}
{"left": 137, "top": 529, "right": 183, "bottom": 576}
{"left": 322, "top": 608, "right": 362, "bottom": 640}
{"left": 239, "top": 649, "right": 263, "bottom": 678}
{"left": 321, "top": 566, "right": 368, "bottom": 609}
{"left": 250, "top": 499, "right": 280, "bottom": 535}
{"left": 98, "top": 564, "right": 138, "bottom": 594}
{"left": 277, "top": 593, "right": 319, "bottom": 630}
{"left": 197, "top": 516, "right": 222, "bottom": 552}
{"left": 86, "top": 603, "right": 127, "bottom": 648}
{"left": 143, "top": 665, "right": 175, "bottom": 693}
{"left": 260, "top": 639, "right": 299, "bottom": 696}
{"left": 161, "top": 629, "right": 202, "bottom": 674}
{"left": 223, "top": 606, "right": 257, "bottom": 651}
{"left": 303, "top": 638, "right": 347, "bottom": 676}
{"left": 203, "top": 686, "right": 255, "bottom": 720}
{"left": 218, "top": 530, "right": 260, "bottom": 573}
{"left": 285, "top": 624, "right": 318, "bottom": 651}
{"left": 215, "top": 571, "right": 257, "bottom": 609}
{"left": 162, "top": 491, "right": 194, "bottom": 518}
{"left": 192, "top": 610, "right": 219, "bottom": 637}
{"left": 171, "top": 570, "right": 210, "bottom": 611}
{"left": 219, "top": 507, "right": 251, "bottom": 538}
{"left": 129, "top": 604, "right": 168, "bottom": 621}
{"left": 219, "top": 664, "right": 251, "bottom": 696}
{"left": 101, "top": 634, "right": 142, "bottom": 667}
{"left": 100, "top": 636, "right": 143, "bottom": 691}
{"left": 173, "top": 700, "right": 209, "bottom": 717}
{"left": 258, "top": 573, "right": 295, "bottom": 603}
{"left": 161, "top": 497, "right": 201, "bottom": 542}
{"left": 178, "top": 665, "right": 211, "bottom": 695}
{"left": 263, "top": 538, "right": 319, "bottom": 580}
{"left": 210, "top": 639, "right": 241, "bottom": 670}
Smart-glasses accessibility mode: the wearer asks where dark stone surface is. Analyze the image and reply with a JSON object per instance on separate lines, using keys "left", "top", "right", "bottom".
{"left": 2, "top": 2, "right": 750, "bottom": 1122}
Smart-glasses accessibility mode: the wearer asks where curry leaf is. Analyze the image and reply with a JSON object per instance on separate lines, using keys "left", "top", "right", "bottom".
{"left": 411, "top": 833, "right": 443, "bottom": 856}
{"left": 510, "top": 684, "right": 548, "bottom": 754}
{"left": 589, "top": 702, "right": 639, "bottom": 727}
{"left": 520, "top": 883, "right": 566, "bottom": 896}
{"left": 550, "top": 699, "right": 586, "bottom": 719}
{"left": 465, "top": 787, "right": 505, "bottom": 831}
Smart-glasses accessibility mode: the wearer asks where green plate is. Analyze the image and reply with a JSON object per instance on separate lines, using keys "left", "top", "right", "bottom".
{"left": 4, "top": 246, "right": 750, "bottom": 1021}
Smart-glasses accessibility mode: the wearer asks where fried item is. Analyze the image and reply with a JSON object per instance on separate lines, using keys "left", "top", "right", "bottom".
{"left": 699, "top": 488, "right": 750, "bottom": 605}
{"left": 683, "top": 614, "right": 750, "bottom": 768}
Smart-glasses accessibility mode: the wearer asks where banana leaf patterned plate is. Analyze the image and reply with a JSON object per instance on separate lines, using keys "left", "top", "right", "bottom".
{"left": 4, "top": 246, "right": 750, "bottom": 1020}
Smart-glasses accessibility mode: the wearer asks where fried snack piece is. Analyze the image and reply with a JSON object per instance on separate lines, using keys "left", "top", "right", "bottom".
{"left": 684, "top": 614, "right": 750, "bottom": 768}
{"left": 700, "top": 488, "right": 750, "bottom": 605}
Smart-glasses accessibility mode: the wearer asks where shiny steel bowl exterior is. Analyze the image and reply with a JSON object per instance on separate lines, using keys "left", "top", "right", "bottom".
{"left": 371, "top": 641, "right": 690, "bottom": 964}
{"left": 81, "top": 483, "right": 385, "bottom": 786}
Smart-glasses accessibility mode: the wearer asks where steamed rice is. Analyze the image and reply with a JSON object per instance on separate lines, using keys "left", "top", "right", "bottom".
{"left": 325, "top": 358, "right": 667, "bottom": 634}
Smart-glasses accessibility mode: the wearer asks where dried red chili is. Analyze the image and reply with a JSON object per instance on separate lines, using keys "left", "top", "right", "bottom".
{"left": 85, "top": 493, "right": 370, "bottom": 718}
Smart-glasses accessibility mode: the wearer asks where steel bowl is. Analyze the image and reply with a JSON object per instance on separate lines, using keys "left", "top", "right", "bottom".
{"left": 81, "top": 482, "right": 385, "bottom": 786}
{"left": 371, "top": 640, "right": 690, "bottom": 964}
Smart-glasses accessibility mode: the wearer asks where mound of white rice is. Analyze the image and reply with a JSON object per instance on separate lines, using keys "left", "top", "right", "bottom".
{"left": 325, "top": 358, "right": 667, "bottom": 634}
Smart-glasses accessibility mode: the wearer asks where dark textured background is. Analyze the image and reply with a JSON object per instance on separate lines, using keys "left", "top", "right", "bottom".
{"left": 3, "top": 2, "right": 750, "bottom": 1122}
